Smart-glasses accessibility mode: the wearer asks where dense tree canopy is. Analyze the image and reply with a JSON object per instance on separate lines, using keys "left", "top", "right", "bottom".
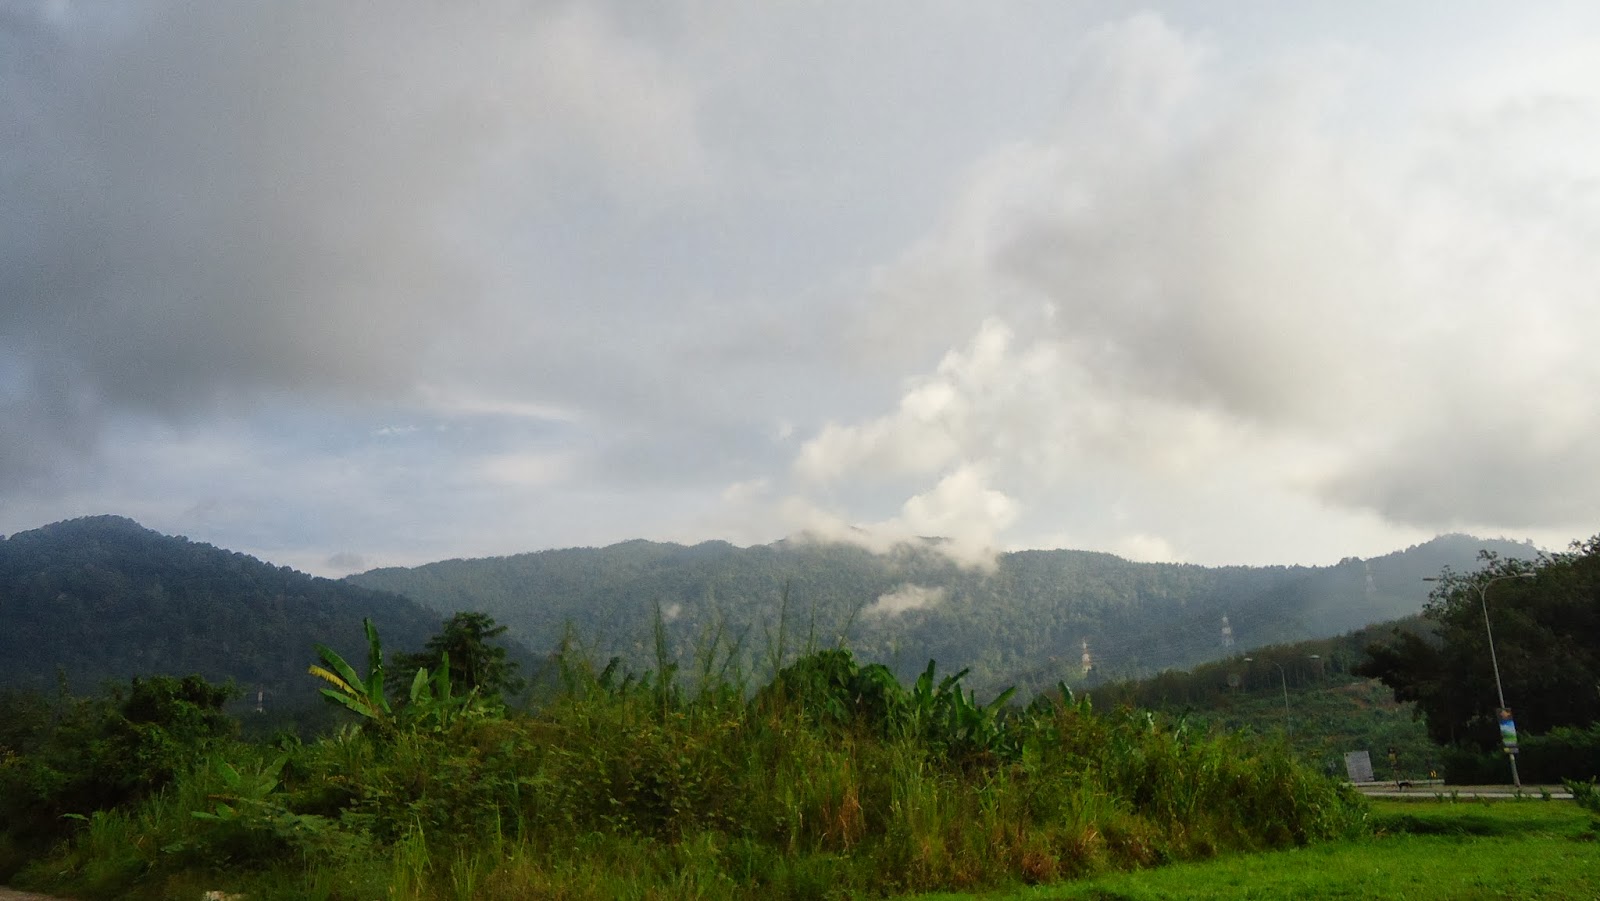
{"left": 391, "top": 611, "right": 527, "bottom": 701}
{"left": 349, "top": 533, "right": 1526, "bottom": 695}
{"left": 0, "top": 515, "right": 1532, "bottom": 713}
{"left": 0, "top": 516, "right": 443, "bottom": 709}
{"left": 0, "top": 674, "right": 237, "bottom": 847}
{"left": 1359, "top": 538, "right": 1600, "bottom": 750}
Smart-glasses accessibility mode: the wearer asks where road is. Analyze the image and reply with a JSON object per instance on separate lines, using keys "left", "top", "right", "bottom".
{"left": 1352, "top": 781, "right": 1575, "bottom": 800}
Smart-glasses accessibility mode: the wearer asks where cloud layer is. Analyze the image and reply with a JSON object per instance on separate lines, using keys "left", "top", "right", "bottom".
{"left": 777, "top": 13, "right": 1600, "bottom": 563}
{"left": 1, "top": 1, "right": 701, "bottom": 483}
{"left": 5, "top": 4, "right": 1600, "bottom": 571}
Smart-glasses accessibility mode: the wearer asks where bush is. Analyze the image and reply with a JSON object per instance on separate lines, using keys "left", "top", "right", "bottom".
{"left": 0, "top": 674, "right": 236, "bottom": 856}
{"left": 1526, "top": 723, "right": 1600, "bottom": 781}
{"left": 8, "top": 642, "right": 1369, "bottom": 899}
{"left": 1441, "top": 723, "right": 1600, "bottom": 784}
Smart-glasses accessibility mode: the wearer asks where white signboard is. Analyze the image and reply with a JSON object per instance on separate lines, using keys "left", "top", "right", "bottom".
{"left": 1345, "top": 750, "right": 1374, "bottom": 783}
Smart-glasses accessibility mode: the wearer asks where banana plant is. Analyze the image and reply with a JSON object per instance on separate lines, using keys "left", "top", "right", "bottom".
{"left": 307, "top": 618, "right": 392, "bottom": 729}
{"left": 404, "top": 650, "right": 482, "bottom": 731}
{"left": 191, "top": 753, "right": 290, "bottom": 822}
{"left": 903, "top": 659, "right": 1018, "bottom": 761}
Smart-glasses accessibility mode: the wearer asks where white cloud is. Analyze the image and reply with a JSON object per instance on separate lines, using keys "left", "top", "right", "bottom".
{"left": 897, "top": 466, "right": 1019, "bottom": 551}
{"left": 782, "top": 11, "right": 1600, "bottom": 564}
{"left": 720, "top": 478, "right": 771, "bottom": 504}
{"left": 863, "top": 584, "right": 945, "bottom": 618}
{"left": 778, "top": 465, "right": 1016, "bottom": 569}
{"left": 415, "top": 385, "right": 578, "bottom": 423}
{"left": 1110, "top": 534, "right": 1185, "bottom": 564}
{"left": 475, "top": 452, "right": 573, "bottom": 489}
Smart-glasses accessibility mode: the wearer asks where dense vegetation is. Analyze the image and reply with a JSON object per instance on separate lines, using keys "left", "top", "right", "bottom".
{"left": 1079, "top": 541, "right": 1600, "bottom": 789}
{"left": 0, "top": 618, "right": 1366, "bottom": 900}
{"left": 348, "top": 533, "right": 1529, "bottom": 695}
{"left": 4, "top": 516, "right": 1590, "bottom": 897}
{"left": 0, "top": 515, "right": 1529, "bottom": 711}
{"left": 1088, "top": 620, "right": 1441, "bottom": 780}
{"left": 0, "top": 516, "right": 532, "bottom": 721}
{"left": 1360, "top": 539, "right": 1600, "bottom": 783}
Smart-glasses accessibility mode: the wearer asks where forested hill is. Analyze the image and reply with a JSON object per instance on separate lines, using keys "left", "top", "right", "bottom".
{"left": 347, "top": 533, "right": 1536, "bottom": 695}
{"left": 0, "top": 516, "right": 442, "bottom": 704}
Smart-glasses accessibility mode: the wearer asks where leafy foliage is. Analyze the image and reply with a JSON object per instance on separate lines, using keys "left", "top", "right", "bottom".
{"left": 1090, "top": 620, "right": 1444, "bottom": 777}
{"left": 1439, "top": 723, "right": 1600, "bottom": 784}
{"left": 1567, "top": 776, "right": 1600, "bottom": 814}
{"left": 307, "top": 617, "right": 394, "bottom": 730}
{"left": 4, "top": 623, "right": 1366, "bottom": 899}
{"left": 391, "top": 611, "right": 526, "bottom": 701}
{"left": 1360, "top": 538, "right": 1600, "bottom": 753}
{"left": 0, "top": 674, "right": 237, "bottom": 865}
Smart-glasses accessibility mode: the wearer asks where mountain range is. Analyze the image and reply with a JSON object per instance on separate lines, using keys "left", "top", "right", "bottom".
{"left": 0, "top": 515, "right": 1537, "bottom": 704}
{"left": 346, "top": 532, "right": 1537, "bottom": 695}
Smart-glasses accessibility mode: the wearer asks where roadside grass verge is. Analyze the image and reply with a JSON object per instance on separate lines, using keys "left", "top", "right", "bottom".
{"left": 913, "top": 799, "right": 1599, "bottom": 901}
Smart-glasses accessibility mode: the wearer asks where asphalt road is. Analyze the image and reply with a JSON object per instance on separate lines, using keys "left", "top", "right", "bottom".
{"left": 1353, "top": 781, "right": 1575, "bottom": 799}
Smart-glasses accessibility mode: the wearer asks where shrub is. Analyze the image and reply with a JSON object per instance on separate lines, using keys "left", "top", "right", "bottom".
{"left": 9, "top": 638, "right": 1369, "bottom": 899}
{"left": 0, "top": 674, "right": 236, "bottom": 855}
{"left": 1442, "top": 723, "right": 1600, "bottom": 784}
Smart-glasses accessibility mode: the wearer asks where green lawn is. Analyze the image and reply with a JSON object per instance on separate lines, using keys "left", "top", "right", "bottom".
{"left": 914, "top": 800, "right": 1600, "bottom": 901}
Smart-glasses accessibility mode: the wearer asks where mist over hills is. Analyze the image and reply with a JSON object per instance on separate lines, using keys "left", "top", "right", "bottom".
{"left": 348, "top": 533, "right": 1537, "bottom": 695}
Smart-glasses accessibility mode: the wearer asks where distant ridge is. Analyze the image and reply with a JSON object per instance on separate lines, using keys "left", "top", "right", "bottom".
{"left": 348, "top": 532, "right": 1538, "bottom": 695}
{"left": 0, "top": 515, "right": 442, "bottom": 705}
{"left": 0, "top": 516, "right": 1537, "bottom": 705}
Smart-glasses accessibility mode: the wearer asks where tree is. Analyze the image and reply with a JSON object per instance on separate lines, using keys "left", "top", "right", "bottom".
{"left": 0, "top": 674, "right": 236, "bottom": 847}
{"left": 1359, "top": 539, "right": 1600, "bottom": 751}
{"left": 393, "top": 612, "right": 525, "bottom": 701}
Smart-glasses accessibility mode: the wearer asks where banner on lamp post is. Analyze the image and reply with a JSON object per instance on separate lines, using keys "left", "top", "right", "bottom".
{"left": 1498, "top": 707, "right": 1519, "bottom": 754}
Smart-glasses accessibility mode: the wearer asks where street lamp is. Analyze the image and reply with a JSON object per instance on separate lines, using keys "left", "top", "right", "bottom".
{"left": 1244, "top": 656, "right": 1290, "bottom": 734}
{"left": 1424, "top": 571, "right": 1536, "bottom": 788}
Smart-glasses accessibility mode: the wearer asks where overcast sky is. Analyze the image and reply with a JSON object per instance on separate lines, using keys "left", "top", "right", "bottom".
{"left": 4, "top": 1, "right": 1599, "bottom": 575}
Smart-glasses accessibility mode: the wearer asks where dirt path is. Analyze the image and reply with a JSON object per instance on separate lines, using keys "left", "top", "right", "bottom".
{"left": 0, "top": 889, "right": 75, "bottom": 901}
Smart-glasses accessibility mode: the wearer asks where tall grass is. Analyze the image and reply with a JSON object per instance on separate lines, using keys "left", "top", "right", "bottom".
{"left": 11, "top": 638, "right": 1367, "bottom": 900}
{"left": 919, "top": 800, "right": 1599, "bottom": 901}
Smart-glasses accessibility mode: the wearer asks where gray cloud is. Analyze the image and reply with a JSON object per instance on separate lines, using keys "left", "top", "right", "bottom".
{"left": 6, "top": 3, "right": 1599, "bottom": 571}
{"left": 1, "top": 1, "right": 703, "bottom": 481}
{"left": 6, "top": 5, "right": 470, "bottom": 400}
{"left": 323, "top": 551, "right": 368, "bottom": 575}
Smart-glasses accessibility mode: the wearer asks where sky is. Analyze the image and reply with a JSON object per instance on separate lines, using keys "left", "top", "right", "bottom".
{"left": 4, "top": 1, "right": 1600, "bottom": 575}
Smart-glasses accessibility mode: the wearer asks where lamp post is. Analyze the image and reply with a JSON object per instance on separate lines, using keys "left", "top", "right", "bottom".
{"left": 1244, "top": 656, "right": 1290, "bottom": 734}
{"left": 1424, "top": 571, "right": 1536, "bottom": 788}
